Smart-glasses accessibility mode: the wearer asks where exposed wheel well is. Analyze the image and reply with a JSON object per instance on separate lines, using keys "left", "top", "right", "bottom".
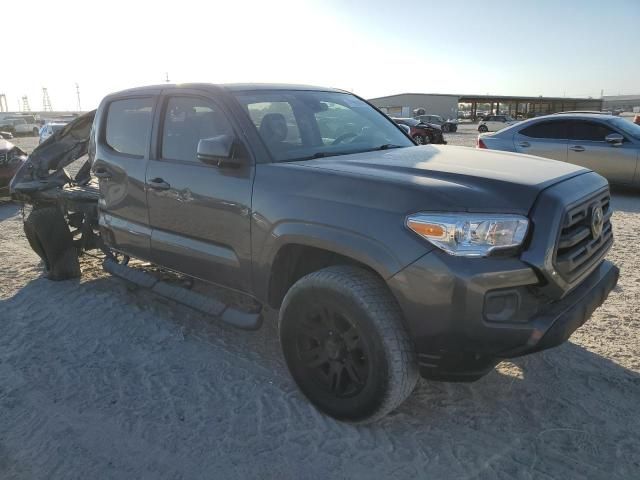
{"left": 267, "top": 244, "right": 378, "bottom": 309}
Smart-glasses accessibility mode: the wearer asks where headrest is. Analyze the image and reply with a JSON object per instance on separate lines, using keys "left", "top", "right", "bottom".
{"left": 259, "top": 113, "right": 288, "bottom": 143}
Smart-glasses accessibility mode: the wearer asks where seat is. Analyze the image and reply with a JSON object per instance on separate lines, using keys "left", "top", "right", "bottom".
{"left": 259, "top": 113, "right": 288, "bottom": 148}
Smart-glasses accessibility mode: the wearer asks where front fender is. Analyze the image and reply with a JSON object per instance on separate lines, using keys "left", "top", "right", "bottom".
{"left": 252, "top": 219, "right": 432, "bottom": 303}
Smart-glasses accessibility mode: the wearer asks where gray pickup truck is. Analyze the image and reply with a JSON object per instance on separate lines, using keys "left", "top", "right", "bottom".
{"left": 10, "top": 83, "right": 619, "bottom": 423}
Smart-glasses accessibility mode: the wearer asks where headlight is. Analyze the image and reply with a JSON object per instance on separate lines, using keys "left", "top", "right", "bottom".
{"left": 406, "top": 213, "right": 529, "bottom": 257}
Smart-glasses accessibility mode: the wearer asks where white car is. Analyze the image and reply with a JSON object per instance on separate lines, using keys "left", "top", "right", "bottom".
{"left": 39, "top": 123, "right": 68, "bottom": 144}
{"left": 0, "top": 117, "right": 40, "bottom": 136}
{"left": 478, "top": 115, "right": 518, "bottom": 132}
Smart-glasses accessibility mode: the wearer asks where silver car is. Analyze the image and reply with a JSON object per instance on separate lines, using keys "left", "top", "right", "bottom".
{"left": 478, "top": 113, "right": 640, "bottom": 187}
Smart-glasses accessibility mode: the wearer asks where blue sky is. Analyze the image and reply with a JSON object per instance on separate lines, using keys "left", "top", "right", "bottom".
{"left": 2, "top": 0, "right": 639, "bottom": 110}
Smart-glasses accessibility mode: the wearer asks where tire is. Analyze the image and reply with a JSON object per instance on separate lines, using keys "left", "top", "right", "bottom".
{"left": 32, "top": 127, "right": 39, "bottom": 136}
{"left": 279, "top": 266, "right": 418, "bottom": 423}
{"left": 478, "top": 125, "right": 488, "bottom": 132}
{"left": 413, "top": 135, "right": 426, "bottom": 145}
{"left": 23, "top": 207, "right": 81, "bottom": 280}
{"left": 442, "top": 124, "right": 450, "bottom": 133}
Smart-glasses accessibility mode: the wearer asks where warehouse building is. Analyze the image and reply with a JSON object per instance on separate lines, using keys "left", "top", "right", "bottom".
{"left": 603, "top": 94, "right": 640, "bottom": 113}
{"left": 369, "top": 93, "right": 603, "bottom": 120}
{"left": 368, "top": 93, "right": 459, "bottom": 120}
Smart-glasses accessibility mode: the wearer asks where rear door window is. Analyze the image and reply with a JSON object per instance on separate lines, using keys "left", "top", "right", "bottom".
{"left": 519, "top": 121, "right": 569, "bottom": 139}
{"left": 161, "top": 96, "right": 234, "bottom": 163}
{"left": 568, "top": 121, "right": 616, "bottom": 142}
{"left": 105, "top": 97, "right": 154, "bottom": 157}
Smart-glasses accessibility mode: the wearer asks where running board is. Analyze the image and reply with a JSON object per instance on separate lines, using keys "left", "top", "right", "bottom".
{"left": 103, "top": 258, "right": 262, "bottom": 330}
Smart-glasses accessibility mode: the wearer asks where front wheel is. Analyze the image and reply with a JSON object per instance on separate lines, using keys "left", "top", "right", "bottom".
{"left": 478, "top": 124, "right": 488, "bottom": 132}
{"left": 32, "top": 127, "right": 39, "bottom": 136}
{"left": 279, "top": 266, "right": 418, "bottom": 423}
{"left": 442, "top": 124, "right": 450, "bottom": 133}
{"left": 413, "top": 135, "right": 426, "bottom": 145}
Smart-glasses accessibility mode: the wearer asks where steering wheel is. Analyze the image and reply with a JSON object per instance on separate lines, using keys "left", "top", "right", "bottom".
{"left": 331, "top": 132, "right": 358, "bottom": 145}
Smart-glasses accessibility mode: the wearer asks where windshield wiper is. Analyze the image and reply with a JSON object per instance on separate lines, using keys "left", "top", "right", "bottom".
{"left": 284, "top": 144, "right": 404, "bottom": 163}
{"left": 376, "top": 144, "right": 403, "bottom": 150}
{"left": 284, "top": 151, "right": 349, "bottom": 162}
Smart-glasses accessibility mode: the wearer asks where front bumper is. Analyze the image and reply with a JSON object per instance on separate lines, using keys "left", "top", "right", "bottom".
{"left": 388, "top": 172, "right": 618, "bottom": 381}
{"left": 389, "top": 252, "right": 618, "bottom": 381}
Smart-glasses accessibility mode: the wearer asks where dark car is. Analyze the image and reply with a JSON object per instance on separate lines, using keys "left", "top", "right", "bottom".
{"left": 415, "top": 114, "right": 458, "bottom": 132}
{"left": 0, "top": 139, "right": 26, "bottom": 197}
{"left": 11, "top": 83, "right": 618, "bottom": 423}
{"left": 392, "top": 117, "right": 446, "bottom": 144}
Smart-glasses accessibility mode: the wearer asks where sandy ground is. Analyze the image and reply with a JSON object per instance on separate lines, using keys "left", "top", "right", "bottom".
{"left": 1, "top": 131, "right": 639, "bottom": 479}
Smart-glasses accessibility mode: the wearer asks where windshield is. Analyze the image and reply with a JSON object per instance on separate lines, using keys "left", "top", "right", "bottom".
{"left": 396, "top": 118, "right": 420, "bottom": 126}
{"left": 609, "top": 117, "right": 640, "bottom": 140}
{"left": 233, "top": 90, "right": 413, "bottom": 162}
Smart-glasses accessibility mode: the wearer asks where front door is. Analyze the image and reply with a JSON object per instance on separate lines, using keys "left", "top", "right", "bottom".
{"left": 94, "top": 94, "right": 158, "bottom": 260}
{"left": 145, "top": 92, "right": 255, "bottom": 292}
{"left": 567, "top": 120, "right": 638, "bottom": 185}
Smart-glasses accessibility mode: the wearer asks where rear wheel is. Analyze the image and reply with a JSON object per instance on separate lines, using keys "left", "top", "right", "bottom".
{"left": 24, "top": 207, "right": 81, "bottom": 280}
{"left": 442, "top": 124, "right": 450, "bottom": 133}
{"left": 478, "top": 124, "right": 488, "bottom": 132}
{"left": 413, "top": 135, "right": 426, "bottom": 145}
{"left": 32, "top": 127, "right": 39, "bottom": 136}
{"left": 279, "top": 266, "right": 418, "bottom": 423}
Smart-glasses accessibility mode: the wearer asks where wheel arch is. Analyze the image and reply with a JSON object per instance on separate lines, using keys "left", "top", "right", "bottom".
{"left": 259, "top": 223, "right": 408, "bottom": 309}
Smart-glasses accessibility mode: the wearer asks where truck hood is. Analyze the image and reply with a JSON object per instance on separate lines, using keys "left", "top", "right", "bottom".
{"left": 293, "top": 145, "right": 589, "bottom": 214}
{"left": 10, "top": 110, "right": 96, "bottom": 200}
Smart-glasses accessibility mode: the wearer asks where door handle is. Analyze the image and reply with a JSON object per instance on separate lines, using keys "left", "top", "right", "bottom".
{"left": 148, "top": 177, "right": 171, "bottom": 190}
{"left": 569, "top": 145, "right": 585, "bottom": 152}
{"left": 94, "top": 167, "right": 112, "bottom": 179}
{"left": 519, "top": 141, "right": 530, "bottom": 148}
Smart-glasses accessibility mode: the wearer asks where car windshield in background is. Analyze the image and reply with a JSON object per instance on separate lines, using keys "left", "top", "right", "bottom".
{"left": 400, "top": 118, "right": 421, "bottom": 127}
{"left": 609, "top": 117, "right": 640, "bottom": 140}
{"left": 233, "top": 90, "right": 413, "bottom": 162}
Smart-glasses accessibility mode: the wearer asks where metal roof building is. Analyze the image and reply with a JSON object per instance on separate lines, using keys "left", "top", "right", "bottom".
{"left": 602, "top": 95, "right": 640, "bottom": 112}
{"left": 368, "top": 93, "right": 603, "bottom": 120}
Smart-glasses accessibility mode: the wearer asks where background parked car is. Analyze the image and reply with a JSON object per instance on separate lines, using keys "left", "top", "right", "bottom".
{"left": 415, "top": 114, "right": 458, "bottom": 132}
{"left": 392, "top": 117, "right": 446, "bottom": 144}
{"left": 0, "top": 139, "right": 26, "bottom": 197}
{"left": 477, "top": 113, "right": 640, "bottom": 186}
{"left": 0, "top": 117, "right": 40, "bottom": 136}
{"left": 39, "top": 122, "right": 68, "bottom": 144}
{"left": 477, "top": 114, "right": 518, "bottom": 132}
{"left": 0, "top": 131, "right": 13, "bottom": 140}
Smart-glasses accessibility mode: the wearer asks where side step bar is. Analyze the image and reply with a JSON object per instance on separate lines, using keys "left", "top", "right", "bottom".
{"left": 103, "top": 258, "right": 262, "bottom": 330}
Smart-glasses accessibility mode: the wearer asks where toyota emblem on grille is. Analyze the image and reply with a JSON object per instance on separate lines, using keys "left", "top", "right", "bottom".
{"left": 591, "top": 205, "right": 604, "bottom": 239}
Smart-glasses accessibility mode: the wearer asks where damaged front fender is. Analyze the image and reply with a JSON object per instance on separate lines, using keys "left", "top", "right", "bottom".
{"left": 10, "top": 110, "right": 96, "bottom": 203}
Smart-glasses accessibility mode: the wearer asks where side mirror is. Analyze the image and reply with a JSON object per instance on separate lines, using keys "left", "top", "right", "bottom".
{"left": 399, "top": 124, "right": 411, "bottom": 134}
{"left": 605, "top": 133, "right": 624, "bottom": 146}
{"left": 197, "top": 135, "right": 243, "bottom": 166}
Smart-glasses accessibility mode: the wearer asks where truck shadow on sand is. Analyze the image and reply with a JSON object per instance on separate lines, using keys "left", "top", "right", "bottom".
{"left": 2, "top": 269, "right": 639, "bottom": 479}
{"left": 611, "top": 188, "right": 640, "bottom": 213}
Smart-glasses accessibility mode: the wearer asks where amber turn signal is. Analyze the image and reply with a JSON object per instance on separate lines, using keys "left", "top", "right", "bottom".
{"left": 407, "top": 220, "right": 446, "bottom": 239}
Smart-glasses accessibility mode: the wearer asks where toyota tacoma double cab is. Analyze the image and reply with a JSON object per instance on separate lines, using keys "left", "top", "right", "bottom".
{"left": 10, "top": 83, "right": 619, "bottom": 423}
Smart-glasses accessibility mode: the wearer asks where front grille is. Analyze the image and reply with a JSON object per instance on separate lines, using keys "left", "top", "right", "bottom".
{"left": 554, "top": 190, "right": 612, "bottom": 282}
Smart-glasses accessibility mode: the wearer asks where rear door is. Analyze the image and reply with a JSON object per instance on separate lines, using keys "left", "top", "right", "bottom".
{"left": 145, "top": 90, "right": 255, "bottom": 292}
{"left": 94, "top": 94, "right": 158, "bottom": 260}
{"left": 566, "top": 120, "right": 637, "bottom": 185}
{"left": 513, "top": 120, "right": 569, "bottom": 162}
